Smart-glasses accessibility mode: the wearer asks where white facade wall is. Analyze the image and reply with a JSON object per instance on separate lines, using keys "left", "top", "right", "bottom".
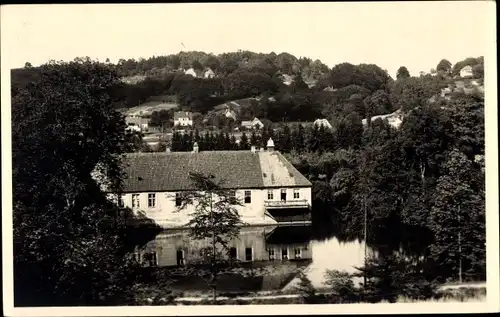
{"left": 113, "top": 187, "right": 312, "bottom": 228}
{"left": 174, "top": 117, "right": 193, "bottom": 127}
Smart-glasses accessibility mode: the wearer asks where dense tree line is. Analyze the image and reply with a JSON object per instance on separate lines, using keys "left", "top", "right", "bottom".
{"left": 286, "top": 91, "right": 486, "bottom": 283}
{"left": 165, "top": 118, "right": 363, "bottom": 154}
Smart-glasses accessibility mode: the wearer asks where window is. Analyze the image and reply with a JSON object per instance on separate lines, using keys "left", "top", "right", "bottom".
{"left": 282, "top": 248, "right": 288, "bottom": 260}
{"left": 267, "top": 190, "right": 274, "bottom": 200}
{"left": 229, "top": 247, "right": 237, "bottom": 259}
{"left": 245, "top": 247, "right": 253, "bottom": 261}
{"left": 280, "top": 189, "right": 287, "bottom": 201}
{"left": 244, "top": 191, "right": 251, "bottom": 204}
{"left": 148, "top": 193, "right": 156, "bottom": 208}
{"left": 175, "top": 193, "right": 182, "bottom": 207}
{"left": 132, "top": 194, "right": 140, "bottom": 208}
{"left": 293, "top": 189, "right": 300, "bottom": 199}
{"left": 268, "top": 248, "right": 275, "bottom": 260}
{"left": 294, "top": 248, "right": 302, "bottom": 259}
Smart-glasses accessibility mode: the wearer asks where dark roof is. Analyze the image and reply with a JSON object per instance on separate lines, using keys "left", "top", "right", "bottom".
{"left": 117, "top": 150, "right": 311, "bottom": 192}
{"left": 173, "top": 111, "right": 193, "bottom": 120}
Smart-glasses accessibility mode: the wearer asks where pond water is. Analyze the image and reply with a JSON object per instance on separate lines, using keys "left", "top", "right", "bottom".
{"left": 140, "top": 224, "right": 374, "bottom": 292}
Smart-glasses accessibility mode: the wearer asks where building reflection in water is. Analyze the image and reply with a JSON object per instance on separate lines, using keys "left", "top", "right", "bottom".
{"left": 136, "top": 225, "right": 313, "bottom": 267}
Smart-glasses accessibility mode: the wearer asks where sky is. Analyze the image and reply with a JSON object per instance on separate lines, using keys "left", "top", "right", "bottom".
{"left": 1, "top": 2, "right": 496, "bottom": 78}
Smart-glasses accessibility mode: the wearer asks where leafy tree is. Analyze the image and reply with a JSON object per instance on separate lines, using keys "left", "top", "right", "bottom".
{"left": 175, "top": 172, "right": 245, "bottom": 301}
{"left": 149, "top": 110, "right": 171, "bottom": 129}
{"left": 192, "top": 60, "right": 203, "bottom": 71}
{"left": 250, "top": 131, "right": 259, "bottom": 147}
{"left": 278, "top": 124, "right": 293, "bottom": 152}
{"left": 239, "top": 132, "right": 250, "bottom": 150}
{"left": 396, "top": 66, "right": 410, "bottom": 80}
{"left": 327, "top": 63, "right": 392, "bottom": 93}
{"left": 204, "top": 55, "right": 220, "bottom": 72}
{"left": 436, "top": 59, "right": 452, "bottom": 74}
{"left": 292, "top": 124, "right": 305, "bottom": 152}
{"left": 429, "top": 149, "right": 485, "bottom": 281}
{"left": 229, "top": 134, "right": 238, "bottom": 150}
{"left": 324, "top": 270, "right": 358, "bottom": 302}
{"left": 472, "top": 63, "right": 484, "bottom": 79}
{"left": 294, "top": 269, "right": 317, "bottom": 303}
{"left": 11, "top": 59, "right": 160, "bottom": 306}
{"left": 358, "top": 254, "right": 437, "bottom": 302}
{"left": 290, "top": 73, "right": 309, "bottom": 92}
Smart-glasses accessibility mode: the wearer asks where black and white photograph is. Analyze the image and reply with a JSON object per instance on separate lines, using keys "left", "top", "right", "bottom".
{"left": 1, "top": 2, "right": 498, "bottom": 316}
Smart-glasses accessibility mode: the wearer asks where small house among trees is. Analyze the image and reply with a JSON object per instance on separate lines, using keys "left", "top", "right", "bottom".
{"left": 460, "top": 65, "right": 473, "bottom": 78}
{"left": 241, "top": 117, "right": 264, "bottom": 130}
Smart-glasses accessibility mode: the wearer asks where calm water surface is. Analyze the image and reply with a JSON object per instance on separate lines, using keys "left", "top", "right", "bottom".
{"left": 143, "top": 223, "right": 372, "bottom": 291}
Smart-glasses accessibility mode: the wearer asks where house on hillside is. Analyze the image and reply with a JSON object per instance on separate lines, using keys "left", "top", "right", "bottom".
{"left": 185, "top": 67, "right": 214, "bottom": 78}
{"left": 184, "top": 68, "right": 198, "bottom": 77}
{"left": 204, "top": 68, "right": 215, "bottom": 78}
{"left": 125, "top": 124, "right": 142, "bottom": 133}
{"left": 361, "top": 109, "right": 403, "bottom": 129}
{"left": 174, "top": 111, "right": 193, "bottom": 127}
{"left": 460, "top": 65, "right": 473, "bottom": 78}
{"left": 281, "top": 74, "right": 293, "bottom": 86}
{"left": 313, "top": 118, "right": 333, "bottom": 130}
{"left": 99, "top": 138, "right": 312, "bottom": 231}
{"left": 224, "top": 108, "right": 237, "bottom": 121}
{"left": 125, "top": 115, "right": 150, "bottom": 132}
{"left": 241, "top": 117, "right": 264, "bottom": 130}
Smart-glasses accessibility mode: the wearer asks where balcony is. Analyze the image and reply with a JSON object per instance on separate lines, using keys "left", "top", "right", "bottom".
{"left": 264, "top": 199, "right": 310, "bottom": 209}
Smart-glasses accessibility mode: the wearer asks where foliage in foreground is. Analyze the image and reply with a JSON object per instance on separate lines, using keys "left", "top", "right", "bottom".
{"left": 12, "top": 60, "right": 161, "bottom": 306}
{"left": 175, "top": 172, "right": 245, "bottom": 302}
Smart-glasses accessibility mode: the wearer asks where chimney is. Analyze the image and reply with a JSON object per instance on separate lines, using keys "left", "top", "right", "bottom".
{"left": 266, "top": 138, "right": 275, "bottom": 152}
{"left": 251, "top": 145, "right": 256, "bottom": 153}
{"left": 192, "top": 142, "right": 199, "bottom": 153}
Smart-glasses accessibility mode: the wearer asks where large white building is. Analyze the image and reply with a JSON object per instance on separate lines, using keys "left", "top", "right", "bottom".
{"left": 173, "top": 111, "right": 193, "bottom": 127}
{"left": 107, "top": 138, "right": 312, "bottom": 229}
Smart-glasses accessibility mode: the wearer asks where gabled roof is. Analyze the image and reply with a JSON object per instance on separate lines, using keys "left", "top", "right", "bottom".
{"left": 313, "top": 118, "right": 332, "bottom": 129}
{"left": 116, "top": 150, "right": 312, "bottom": 193}
{"left": 174, "top": 111, "right": 193, "bottom": 120}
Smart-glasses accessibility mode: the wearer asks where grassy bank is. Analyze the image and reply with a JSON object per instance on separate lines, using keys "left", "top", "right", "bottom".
{"left": 134, "top": 285, "right": 486, "bottom": 305}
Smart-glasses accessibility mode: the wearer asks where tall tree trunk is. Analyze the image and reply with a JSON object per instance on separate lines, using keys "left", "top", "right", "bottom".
{"left": 363, "top": 197, "right": 367, "bottom": 287}
{"left": 458, "top": 205, "right": 462, "bottom": 284}
{"left": 210, "top": 192, "right": 217, "bottom": 302}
